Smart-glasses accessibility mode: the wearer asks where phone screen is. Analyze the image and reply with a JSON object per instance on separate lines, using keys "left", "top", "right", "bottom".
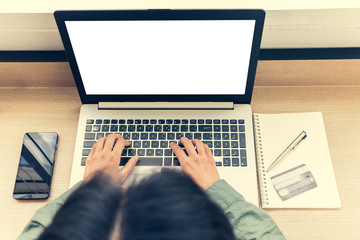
{"left": 13, "top": 132, "right": 58, "bottom": 200}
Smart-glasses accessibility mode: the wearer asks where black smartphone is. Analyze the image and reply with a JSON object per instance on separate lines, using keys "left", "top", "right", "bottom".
{"left": 13, "top": 132, "right": 58, "bottom": 200}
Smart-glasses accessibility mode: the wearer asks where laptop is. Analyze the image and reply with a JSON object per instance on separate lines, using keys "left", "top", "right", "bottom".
{"left": 54, "top": 9, "right": 265, "bottom": 206}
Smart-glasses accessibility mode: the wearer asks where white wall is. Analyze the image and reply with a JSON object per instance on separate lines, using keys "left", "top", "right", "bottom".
{"left": 0, "top": 0, "right": 360, "bottom": 50}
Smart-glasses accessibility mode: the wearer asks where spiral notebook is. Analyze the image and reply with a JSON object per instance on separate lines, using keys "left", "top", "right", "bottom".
{"left": 253, "top": 112, "right": 341, "bottom": 209}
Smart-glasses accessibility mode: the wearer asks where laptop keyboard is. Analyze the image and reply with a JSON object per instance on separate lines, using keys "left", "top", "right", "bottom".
{"left": 81, "top": 119, "right": 247, "bottom": 168}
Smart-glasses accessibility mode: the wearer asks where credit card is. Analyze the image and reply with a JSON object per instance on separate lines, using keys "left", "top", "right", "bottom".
{"left": 271, "top": 164, "right": 317, "bottom": 201}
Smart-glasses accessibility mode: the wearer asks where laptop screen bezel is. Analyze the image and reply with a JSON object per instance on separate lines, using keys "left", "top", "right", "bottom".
{"left": 54, "top": 9, "right": 265, "bottom": 104}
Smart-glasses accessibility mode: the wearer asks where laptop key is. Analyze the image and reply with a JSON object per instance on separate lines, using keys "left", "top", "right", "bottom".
{"left": 142, "top": 141, "right": 150, "bottom": 148}
{"left": 198, "top": 119, "right": 204, "bottom": 124}
{"left": 82, "top": 149, "right": 91, "bottom": 156}
{"left": 135, "top": 119, "right": 141, "bottom": 124}
{"left": 127, "top": 119, "right": 134, "bottom": 124}
{"left": 150, "top": 119, "right": 157, "bottom": 124}
{"left": 176, "top": 133, "right": 184, "bottom": 140}
{"left": 137, "top": 125, "right": 144, "bottom": 132}
{"left": 154, "top": 125, "right": 162, "bottom": 132}
{"left": 159, "top": 119, "right": 165, "bottom": 124}
{"left": 102, "top": 125, "right": 109, "bottom": 132}
{"left": 137, "top": 149, "right": 145, "bottom": 156}
{"left": 240, "top": 149, "right": 247, "bottom": 166}
{"left": 119, "top": 125, "right": 127, "bottom": 131}
{"left": 83, "top": 141, "right": 97, "bottom": 148}
{"left": 150, "top": 133, "right": 157, "bottom": 140}
{"left": 164, "top": 149, "right": 172, "bottom": 156}
{"left": 128, "top": 149, "right": 136, "bottom": 156}
{"left": 222, "top": 133, "right": 229, "bottom": 140}
{"left": 151, "top": 141, "right": 159, "bottom": 148}
{"left": 203, "top": 133, "right": 212, "bottom": 140}
{"left": 93, "top": 125, "right": 101, "bottom": 132}
{"left": 164, "top": 157, "right": 172, "bottom": 166}
{"left": 155, "top": 149, "right": 163, "bottom": 156}
{"left": 232, "top": 158, "right": 240, "bottom": 167}
{"left": 223, "top": 149, "right": 230, "bottom": 156}
{"left": 174, "top": 119, "right": 180, "bottom": 124}
{"left": 181, "top": 125, "right": 188, "bottom": 132}
{"left": 141, "top": 133, "right": 148, "bottom": 140}
{"left": 230, "top": 125, "right": 237, "bottom": 132}
{"left": 223, "top": 141, "right": 230, "bottom": 148}
{"left": 222, "top": 125, "right": 229, "bottom": 132}
{"left": 132, "top": 133, "right": 139, "bottom": 140}
{"left": 163, "top": 125, "right": 171, "bottom": 132}
{"left": 85, "top": 133, "right": 95, "bottom": 140}
{"left": 96, "top": 133, "right": 104, "bottom": 139}
{"left": 185, "top": 133, "right": 193, "bottom": 139}
{"left": 136, "top": 157, "right": 163, "bottom": 166}
{"left": 158, "top": 133, "right": 166, "bottom": 140}
{"left": 95, "top": 119, "right": 102, "bottom": 124}
{"left": 86, "top": 119, "right": 94, "bottom": 124}
{"left": 166, "top": 119, "right": 173, "bottom": 124}
{"left": 231, "top": 133, "right": 238, "bottom": 140}
{"left": 214, "top": 119, "right": 220, "bottom": 124}
{"left": 119, "top": 119, "right": 126, "bottom": 124}
{"left": 133, "top": 141, "right": 141, "bottom": 148}
{"left": 223, "top": 158, "right": 231, "bottom": 166}
{"left": 111, "top": 119, "right": 118, "bottom": 124}
{"left": 198, "top": 125, "right": 212, "bottom": 132}
{"left": 81, "top": 157, "right": 87, "bottom": 166}
{"left": 172, "top": 125, "right": 179, "bottom": 132}
{"left": 120, "top": 157, "right": 131, "bottom": 166}
{"left": 222, "top": 119, "right": 229, "bottom": 124}
{"left": 128, "top": 125, "right": 135, "bottom": 132}
{"left": 214, "top": 149, "right": 222, "bottom": 156}
{"left": 239, "top": 125, "right": 245, "bottom": 132}
{"left": 182, "top": 119, "right": 188, "bottom": 124}
{"left": 145, "top": 125, "right": 153, "bottom": 132}
{"left": 194, "top": 133, "right": 201, "bottom": 140}
{"left": 214, "top": 141, "right": 221, "bottom": 148}
{"left": 123, "top": 133, "right": 131, "bottom": 140}
{"left": 160, "top": 141, "right": 168, "bottom": 148}
{"left": 231, "top": 141, "right": 239, "bottom": 148}
{"left": 214, "top": 133, "right": 221, "bottom": 140}
{"left": 216, "top": 161, "right": 222, "bottom": 167}
{"left": 189, "top": 125, "right": 197, "bottom": 132}
{"left": 203, "top": 141, "right": 213, "bottom": 148}
{"left": 206, "top": 119, "right": 212, "bottom": 124}
{"left": 231, "top": 149, "right": 239, "bottom": 156}
{"left": 105, "top": 133, "right": 111, "bottom": 137}
{"left": 85, "top": 125, "right": 92, "bottom": 132}
{"left": 146, "top": 149, "right": 154, "bottom": 156}
{"left": 190, "top": 119, "right": 196, "bottom": 124}
{"left": 142, "top": 119, "right": 149, "bottom": 124}
{"left": 167, "top": 133, "right": 175, "bottom": 140}
{"left": 110, "top": 125, "right": 118, "bottom": 132}
{"left": 173, "top": 157, "right": 181, "bottom": 166}
{"left": 122, "top": 149, "right": 127, "bottom": 156}
{"left": 214, "top": 125, "right": 221, "bottom": 132}
{"left": 238, "top": 119, "right": 245, "bottom": 124}
{"left": 239, "top": 133, "right": 246, "bottom": 148}
{"left": 230, "top": 119, "right": 237, "bottom": 124}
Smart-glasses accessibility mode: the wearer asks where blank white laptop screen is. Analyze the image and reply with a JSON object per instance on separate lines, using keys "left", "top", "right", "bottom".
{"left": 65, "top": 20, "right": 255, "bottom": 95}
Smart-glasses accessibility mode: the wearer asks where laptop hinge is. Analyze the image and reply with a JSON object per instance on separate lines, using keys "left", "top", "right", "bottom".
{"left": 98, "top": 102, "right": 234, "bottom": 110}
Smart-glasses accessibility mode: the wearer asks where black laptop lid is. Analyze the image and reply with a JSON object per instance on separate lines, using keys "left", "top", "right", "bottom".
{"left": 54, "top": 9, "right": 265, "bottom": 104}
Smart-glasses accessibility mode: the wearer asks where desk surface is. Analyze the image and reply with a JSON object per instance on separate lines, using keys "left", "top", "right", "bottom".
{"left": 0, "top": 62, "right": 360, "bottom": 239}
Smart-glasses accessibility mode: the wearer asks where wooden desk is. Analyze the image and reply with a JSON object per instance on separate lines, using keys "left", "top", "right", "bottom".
{"left": 0, "top": 60, "right": 359, "bottom": 239}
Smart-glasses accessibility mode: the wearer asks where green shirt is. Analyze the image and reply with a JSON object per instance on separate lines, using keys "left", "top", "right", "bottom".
{"left": 17, "top": 180, "right": 285, "bottom": 240}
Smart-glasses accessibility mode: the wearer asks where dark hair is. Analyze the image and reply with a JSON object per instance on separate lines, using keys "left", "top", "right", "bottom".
{"left": 38, "top": 171, "right": 235, "bottom": 240}
{"left": 38, "top": 174, "right": 122, "bottom": 240}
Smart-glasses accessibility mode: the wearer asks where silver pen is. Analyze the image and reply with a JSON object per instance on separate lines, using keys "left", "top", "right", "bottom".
{"left": 266, "top": 131, "right": 307, "bottom": 172}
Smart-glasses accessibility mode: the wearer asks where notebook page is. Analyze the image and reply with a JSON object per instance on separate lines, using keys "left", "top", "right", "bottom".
{"left": 254, "top": 112, "right": 341, "bottom": 208}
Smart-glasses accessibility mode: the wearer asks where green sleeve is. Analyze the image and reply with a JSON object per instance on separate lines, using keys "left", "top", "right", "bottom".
{"left": 17, "top": 181, "right": 84, "bottom": 240}
{"left": 205, "top": 179, "right": 286, "bottom": 240}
